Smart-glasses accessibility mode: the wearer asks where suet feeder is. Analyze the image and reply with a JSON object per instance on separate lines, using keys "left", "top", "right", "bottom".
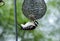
{"left": 22, "top": 0, "right": 47, "bottom": 21}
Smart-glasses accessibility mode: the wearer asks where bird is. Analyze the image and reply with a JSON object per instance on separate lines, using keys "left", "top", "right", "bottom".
{"left": 20, "top": 0, "right": 47, "bottom": 30}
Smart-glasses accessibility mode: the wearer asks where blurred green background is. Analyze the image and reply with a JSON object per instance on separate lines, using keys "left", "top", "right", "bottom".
{"left": 0, "top": 0, "right": 60, "bottom": 41}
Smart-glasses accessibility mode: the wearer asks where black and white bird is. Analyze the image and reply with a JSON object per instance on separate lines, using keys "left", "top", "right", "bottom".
{"left": 20, "top": 0, "right": 47, "bottom": 30}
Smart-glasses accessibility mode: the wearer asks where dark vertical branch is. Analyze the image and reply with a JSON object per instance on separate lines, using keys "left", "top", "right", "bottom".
{"left": 14, "top": 0, "right": 18, "bottom": 41}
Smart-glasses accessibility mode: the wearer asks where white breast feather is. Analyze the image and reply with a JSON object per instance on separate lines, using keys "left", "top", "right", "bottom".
{"left": 21, "top": 22, "right": 35, "bottom": 28}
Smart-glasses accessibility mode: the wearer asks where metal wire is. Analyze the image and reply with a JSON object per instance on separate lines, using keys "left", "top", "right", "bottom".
{"left": 14, "top": 0, "right": 18, "bottom": 41}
